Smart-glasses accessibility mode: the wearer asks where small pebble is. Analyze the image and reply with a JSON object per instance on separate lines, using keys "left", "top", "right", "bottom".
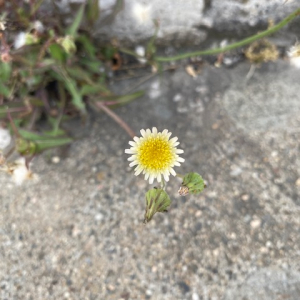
{"left": 173, "top": 94, "right": 182, "bottom": 102}
{"left": 241, "top": 194, "right": 250, "bottom": 201}
{"left": 266, "top": 241, "right": 273, "bottom": 248}
{"left": 195, "top": 210, "right": 202, "bottom": 217}
{"left": 230, "top": 166, "right": 242, "bottom": 177}
{"left": 260, "top": 247, "right": 268, "bottom": 253}
{"left": 52, "top": 156, "right": 60, "bottom": 164}
{"left": 250, "top": 219, "right": 261, "bottom": 229}
{"left": 212, "top": 123, "right": 220, "bottom": 130}
{"left": 192, "top": 292, "right": 200, "bottom": 300}
{"left": 107, "top": 284, "right": 115, "bottom": 291}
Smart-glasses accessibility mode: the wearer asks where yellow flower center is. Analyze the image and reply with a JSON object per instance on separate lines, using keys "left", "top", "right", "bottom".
{"left": 138, "top": 137, "right": 173, "bottom": 171}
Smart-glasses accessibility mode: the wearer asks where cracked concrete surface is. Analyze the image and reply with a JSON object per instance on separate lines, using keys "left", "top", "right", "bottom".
{"left": 42, "top": 0, "right": 300, "bottom": 45}
{"left": 1, "top": 60, "right": 300, "bottom": 299}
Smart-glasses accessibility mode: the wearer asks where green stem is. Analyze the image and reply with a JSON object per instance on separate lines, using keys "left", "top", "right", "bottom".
{"left": 155, "top": 8, "right": 300, "bottom": 62}
{"left": 160, "top": 177, "right": 166, "bottom": 190}
{"left": 176, "top": 173, "right": 184, "bottom": 179}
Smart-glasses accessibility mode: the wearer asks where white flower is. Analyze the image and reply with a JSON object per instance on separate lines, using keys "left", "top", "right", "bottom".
{"left": 287, "top": 43, "right": 300, "bottom": 69}
{"left": 132, "top": 3, "right": 152, "bottom": 25}
{"left": 135, "top": 45, "right": 147, "bottom": 64}
{"left": 7, "top": 158, "right": 38, "bottom": 186}
{"left": 125, "top": 127, "right": 185, "bottom": 184}
{"left": 0, "top": 128, "right": 11, "bottom": 150}
{"left": 0, "top": 21, "right": 6, "bottom": 31}
{"left": 33, "top": 20, "right": 44, "bottom": 33}
{"left": 14, "top": 32, "right": 26, "bottom": 49}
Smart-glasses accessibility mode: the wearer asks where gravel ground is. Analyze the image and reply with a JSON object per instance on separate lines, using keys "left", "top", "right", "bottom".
{"left": 1, "top": 60, "right": 300, "bottom": 300}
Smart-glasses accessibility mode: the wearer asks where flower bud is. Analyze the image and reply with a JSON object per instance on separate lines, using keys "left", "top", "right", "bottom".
{"left": 25, "top": 32, "right": 39, "bottom": 45}
{"left": 16, "top": 138, "right": 37, "bottom": 156}
{"left": 178, "top": 172, "right": 205, "bottom": 196}
{"left": 144, "top": 188, "right": 171, "bottom": 223}
{"left": 58, "top": 36, "right": 76, "bottom": 54}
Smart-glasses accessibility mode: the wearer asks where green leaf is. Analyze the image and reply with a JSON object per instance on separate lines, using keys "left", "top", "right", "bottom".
{"left": 86, "top": 0, "right": 100, "bottom": 25}
{"left": 63, "top": 76, "right": 86, "bottom": 112}
{"left": 0, "top": 61, "right": 12, "bottom": 82}
{"left": 19, "top": 129, "right": 51, "bottom": 141}
{"left": 44, "top": 128, "right": 66, "bottom": 137}
{"left": 98, "top": 90, "right": 145, "bottom": 105}
{"left": 46, "top": 117, "right": 66, "bottom": 137}
{"left": 66, "top": 4, "right": 85, "bottom": 36}
{"left": 80, "top": 57, "right": 102, "bottom": 73}
{"left": 0, "top": 82, "right": 10, "bottom": 97}
{"left": 179, "top": 172, "right": 205, "bottom": 195}
{"left": 144, "top": 188, "right": 171, "bottom": 223}
{"left": 102, "top": 46, "right": 116, "bottom": 60}
{"left": 66, "top": 66, "right": 94, "bottom": 83}
{"left": 18, "top": 129, "right": 72, "bottom": 153}
{"left": 80, "top": 83, "right": 110, "bottom": 96}
{"left": 35, "top": 137, "right": 72, "bottom": 152}
{"left": 49, "top": 43, "right": 66, "bottom": 62}
{"left": 76, "top": 34, "right": 96, "bottom": 58}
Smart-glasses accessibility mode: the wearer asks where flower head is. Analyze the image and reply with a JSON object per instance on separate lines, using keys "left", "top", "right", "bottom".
{"left": 125, "top": 127, "right": 184, "bottom": 184}
{"left": 287, "top": 43, "right": 300, "bottom": 69}
{"left": 1, "top": 158, "right": 38, "bottom": 185}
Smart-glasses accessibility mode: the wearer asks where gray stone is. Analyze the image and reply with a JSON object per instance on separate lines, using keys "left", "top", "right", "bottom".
{"left": 42, "top": 0, "right": 300, "bottom": 45}
{"left": 224, "top": 268, "right": 300, "bottom": 300}
{"left": 222, "top": 61, "right": 300, "bottom": 132}
{"left": 206, "top": 0, "right": 300, "bottom": 36}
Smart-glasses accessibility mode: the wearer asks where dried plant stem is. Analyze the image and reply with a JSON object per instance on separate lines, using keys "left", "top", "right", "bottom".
{"left": 93, "top": 101, "right": 136, "bottom": 138}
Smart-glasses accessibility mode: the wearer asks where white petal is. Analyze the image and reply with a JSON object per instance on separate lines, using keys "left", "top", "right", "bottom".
{"left": 129, "top": 141, "right": 136, "bottom": 147}
{"left": 133, "top": 136, "right": 140, "bottom": 142}
{"left": 145, "top": 172, "right": 150, "bottom": 180}
{"left": 177, "top": 157, "right": 185, "bottom": 162}
{"left": 163, "top": 173, "right": 169, "bottom": 182}
{"left": 157, "top": 173, "right": 162, "bottom": 182}
{"left": 169, "top": 137, "right": 178, "bottom": 144}
{"left": 176, "top": 149, "right": 184, "bottom": 154}
{"left": 125, "top": 149, "right": 136, "bottom": 154}
{"left": 146, "top": 128, "right": 151, "bottom": 136}
{"left": 127, "top": 156, "right": 136, "bottom": 161}
{"left": 162, "top": 129, "right": 168, "bottom": 136}
{"left": 173, "top": 142, "right": 180, "bottom": 147}
{"left": 170, "top": 168, "right": 176, "bottom": 176}
{"left": 149, "top": 174, "right": 154, "bottom": 184}
{"left": 140, "top": 129, "right": 146, "bottom": 137}
{"left": 152, "top": 127, "right": 157, "bottom": 134}
{"left": 129, "top": 161, "right": 138, "bottom": 167}
{"left": 135, "top": 165, "right": 144, "bottom": 175}
{"left": 166, "top": 132, "right": 172, "bottom": 139}
{"left": 174, "top": 162, "right": 181, "bottom": 167}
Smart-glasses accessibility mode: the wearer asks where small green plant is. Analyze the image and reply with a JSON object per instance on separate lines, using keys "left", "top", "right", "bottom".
{"left": 125, "top": 127, "right": 205, "bottom": 223}
{"left": 0, "top": 1, "right": 143, "bottom": 163}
